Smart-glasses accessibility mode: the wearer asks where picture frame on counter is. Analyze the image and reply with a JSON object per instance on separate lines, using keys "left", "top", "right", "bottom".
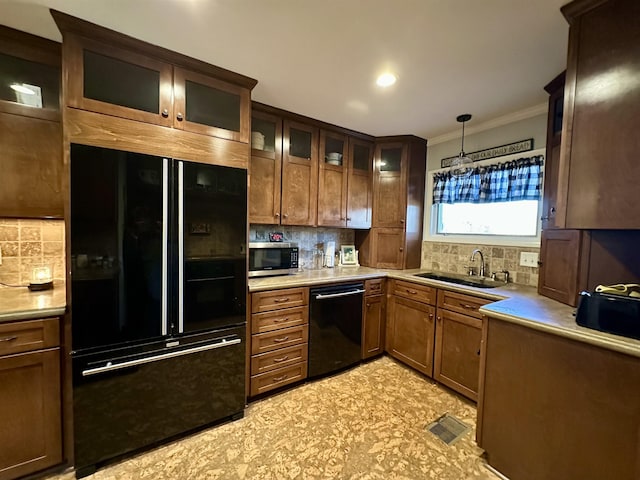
{"left": 340, "top": 245, "right": 357, "bottom": 266}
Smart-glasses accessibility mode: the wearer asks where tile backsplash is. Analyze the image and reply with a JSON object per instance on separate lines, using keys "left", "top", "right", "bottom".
{"left": 0, "top": 218, "right": 65, "bottom": 287}
{"left": 421, "top": 241, "right": 540, "bottom": 287}
{"left": 249, "top": 225, "right": 355, "bottom": 268}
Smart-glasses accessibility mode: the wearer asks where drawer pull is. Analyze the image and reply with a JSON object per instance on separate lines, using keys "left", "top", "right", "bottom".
{"left": 273, "top": 336, "right": 289, "bottom": 343}
{"left": 273, "top": 374, "right": 288, "bottom": 382}
{"left": 273, "top": 317, "right": 289, "bottom": 323}
{"left": 461, "top": 303, "right": 477, "bottom": 310}
{"left": 406, "top": 289, "right": 418, "bottom": 294}
{"left": 274, "top": 297, "right": 290, "bottom": 303}
{"left": 0, "top": 336, "right": 18, "bottom": 343}
{"left": 273, "top": 355, "right": 289, "bottom": 363}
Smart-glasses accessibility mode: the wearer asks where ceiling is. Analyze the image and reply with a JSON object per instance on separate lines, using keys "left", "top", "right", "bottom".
{"left": 0, "top": 0, "right": 570, "bottom": 140}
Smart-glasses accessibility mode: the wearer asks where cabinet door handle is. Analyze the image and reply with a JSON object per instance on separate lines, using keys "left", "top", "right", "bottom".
{"left": 274, "top": 297, "right": 290, "bottom": 303}
{"left": 400, "top": 219, "right": 405, "bottom": 224}
{"left": 406, "top": 289, "right": 417, "bottom": 294}
{"left": 366, "top": 303, "right": 371, "bottom": 308}
{"left": 275, "top": 213, "right": 280, "bottom": 218}
{"left": 0, "top": 336, "right": 17, "bottom": 342}
{"left": 399, "top": 247, "right": 404, "bottom": 252}
{"left": 176, "top": 112, "right": 184, "bottom": 121}
{"left": 346, "top": 217, "right": 352, "bottom": 221}
{"left": 461, "top": 303, "right": 476, "bottom": 310}
{"left": 437, "top": 316, "right": 442, "bottom": 322}
{"left": 283, "top": 213, "right": 289, "bottom": 218}
{"left": 273, "top": 317, "right": 289, "bottom": 323}
{"left": 161, "top": 108, "right": 169, "bottom": 118}
{"left": 273, "top": 355, "right": 289, "bottom": 363}
{"left": 273, "top": 374, "right": 288, "bottom": 382}
{"left": 273, "top": 336, "right": 289, "bottom": 343}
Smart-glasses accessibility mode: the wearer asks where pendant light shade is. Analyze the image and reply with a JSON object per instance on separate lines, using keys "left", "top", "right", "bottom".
{"left": 450, "top": 114, "right": 473, "bottom": 177}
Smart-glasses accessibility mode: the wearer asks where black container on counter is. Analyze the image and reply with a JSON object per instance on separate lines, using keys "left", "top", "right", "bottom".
{"left": 576, "top": 291, "right": 640, "bottom": 340}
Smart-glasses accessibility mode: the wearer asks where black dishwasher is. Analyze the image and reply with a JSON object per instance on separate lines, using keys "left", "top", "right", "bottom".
{"left": 309, "top": 283, "right": 365, "bottom": 378}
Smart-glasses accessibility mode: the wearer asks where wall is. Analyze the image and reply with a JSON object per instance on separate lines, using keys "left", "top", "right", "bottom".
{"left": 421, "top": 241, "right": 540, "bottom": 287}
{"left": 422, "top": 111, "right": 547, "bottom": 286}
{"left": 0, "top": 218, "right": 65, "bottom": 287}
{"left": 250, "top": 225, "right": 355, "bottom": 269}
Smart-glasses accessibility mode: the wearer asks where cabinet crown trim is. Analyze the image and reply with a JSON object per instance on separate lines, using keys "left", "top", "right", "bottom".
{"left": 50, "top": 9, "right": 258, "bottom": 90}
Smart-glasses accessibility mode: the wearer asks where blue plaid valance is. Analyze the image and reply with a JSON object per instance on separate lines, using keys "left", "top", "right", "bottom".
{"left": 432, "top": 155, "right": 544, "bottom": 205}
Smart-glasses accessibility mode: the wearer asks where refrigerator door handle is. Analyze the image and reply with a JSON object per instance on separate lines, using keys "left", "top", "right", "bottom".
{"left": 178, "top": 161, "right": 184, "bottom": 333}
{"left": 81, "top": 337, "right": 242, "bottom": 377}
{"left": 162, "top": 158, "right": 169, "bottom": 336}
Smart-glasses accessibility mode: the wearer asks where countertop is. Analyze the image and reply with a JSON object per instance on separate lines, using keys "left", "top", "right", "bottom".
{"left": 0, "top": 282, "right": 67, "bottom": 323}
{"left": 250, "top": 267, "right": 640, "bottom": 359}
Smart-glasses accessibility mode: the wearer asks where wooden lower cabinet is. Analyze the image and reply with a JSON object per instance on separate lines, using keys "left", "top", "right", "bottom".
{"left": 386, "top": 294, "right": 435, "bottom": 377}
{"left": 362, "top": 278, "right": 386, "bottom": 359}
{"left": 433, "top": 309, "right": 482, "bottom": 401}
{"left": 478, "top": 317, "right": 640, "bottom": 480}
{"left": 249, "top": 288, "right": 309, "bottom": 397}
{"left": 0, "top": 317, "right": 62, "bottom": 480}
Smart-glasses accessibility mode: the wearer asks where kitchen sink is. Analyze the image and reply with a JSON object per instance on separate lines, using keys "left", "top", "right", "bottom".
{"left": 413, "top": 272, "right": 502, "bottom": 289}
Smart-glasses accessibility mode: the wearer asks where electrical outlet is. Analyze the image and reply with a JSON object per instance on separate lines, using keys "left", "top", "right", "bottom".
{"left": 519, "top": 252, "right": 539, "bottom": 267}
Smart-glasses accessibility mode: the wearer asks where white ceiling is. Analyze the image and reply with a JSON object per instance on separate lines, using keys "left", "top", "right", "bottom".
{"left": 0, "top": 0, "right": 570, "bottom": 140}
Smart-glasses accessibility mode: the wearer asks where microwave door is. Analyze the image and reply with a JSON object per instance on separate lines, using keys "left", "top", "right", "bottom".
{"left": 179, "top": 160, "right": 248, "bottom": 334}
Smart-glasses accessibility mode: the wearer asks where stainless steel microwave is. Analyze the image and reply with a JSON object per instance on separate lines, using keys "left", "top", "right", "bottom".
{"left": 248, "top": 242, "right": 299, "bottom": 277}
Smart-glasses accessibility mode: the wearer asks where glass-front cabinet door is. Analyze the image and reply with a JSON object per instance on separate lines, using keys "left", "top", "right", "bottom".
{"left": 173, "top": 67, "right": 250, "bottom": 143}
{"left": 318, "top": 130, "right": 348, "bottom": 227}
{"left": 65, "top": 35, "right": 174, "bottom": 127}
{"left": 281, "top": 120, "right": 318, "bottom": 226}
{"left": 347, "top": 139, "right": 374, "bottom": 229}
{"left": 249, "top": 110, "right": 282, "bottom": 224}
{"left": 0, "top": 26, "right": 61, "bottom": 121}
{"left": 373, "top": 143, "right": 408, "bottom": 228}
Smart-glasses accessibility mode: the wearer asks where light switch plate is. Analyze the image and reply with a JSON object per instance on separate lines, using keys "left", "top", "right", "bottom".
{"left": 519, "top": 251, "right": 539, "bottom": 267}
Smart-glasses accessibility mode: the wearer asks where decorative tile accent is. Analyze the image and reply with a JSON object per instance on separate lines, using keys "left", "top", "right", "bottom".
{"left": 421, "top": 240, "right": 540, "bottom": 287}
{"left": 0, "top": 219, "right": 65, "bottom": 287}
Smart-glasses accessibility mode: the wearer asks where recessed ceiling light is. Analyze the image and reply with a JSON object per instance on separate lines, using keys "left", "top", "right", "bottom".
{"left": 10, "top": 83, "right": 36, "bottom": 95}
{"left": 376, "top": 73, "right": 397, "bottom": 87}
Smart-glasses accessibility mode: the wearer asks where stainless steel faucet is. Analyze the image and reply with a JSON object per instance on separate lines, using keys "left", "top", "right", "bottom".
{"left": 470, "top": 249, "right": 485, "bottom": 277}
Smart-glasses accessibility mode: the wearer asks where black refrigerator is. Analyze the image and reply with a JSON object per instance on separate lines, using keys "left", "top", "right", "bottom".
{"left": 70, "top": 144, "right": 247, "bottom": 477}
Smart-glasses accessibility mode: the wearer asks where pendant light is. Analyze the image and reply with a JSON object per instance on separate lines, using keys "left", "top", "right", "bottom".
{"left": 450, "top": 114, "right": 473, "bottom": 177}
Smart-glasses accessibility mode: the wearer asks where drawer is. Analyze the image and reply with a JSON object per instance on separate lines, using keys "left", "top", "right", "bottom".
{"left": 251, "top": 306, "right": 308, "bottom": 334}
{"left": 251, "top": 324, "right": 308, "bottom": 355}
{"left": 250, "top": 361, "right": 307, "bottom": 397}
{"left": 251, "top": 343, "right": 308, "bottom": 376}
{"left": 0, "top": 318, "right": 59, "bottom": 356}
{"left": 391, "top": 279, "right": 436, "bottom": 305}
{"left": 251, "top": 287, "right": 308, "bottom": 314}
{"left": 365, "top": 278, "right": 385, "bottom": 296}
{"left": 437, "top": 289, "right": 493, "bottom": 319}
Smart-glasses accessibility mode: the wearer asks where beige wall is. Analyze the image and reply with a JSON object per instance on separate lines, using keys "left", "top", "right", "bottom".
{"left": 0, "top": 218, "right": 65, "bottom": 287}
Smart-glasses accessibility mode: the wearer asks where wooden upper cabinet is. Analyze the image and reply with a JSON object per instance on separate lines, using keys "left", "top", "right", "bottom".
{"left": 0, "top": 26, "right": 63, "bottom": 218}
{"left": 373, "top": 143, "right": 408, "bottom": 228}
{"left": 556, "top": 0, "right": 640, "bottom": 228}
{"left": 173, "top": 67, "right": 250, "bottom": 142}
{"left": 541, "top": 72, "right": 564, "bottom": 231}
{"left": 347, "top": 139, "right": 373, "bottom": 229}
{"left": 0, "top": 26, "right": 61, "bottom": 122}
{"left": 281, "top": 119, "right": 318, "bottom": 226}
{"left": 538, "top": 229, "right": 588, "bottom": 306}
{"left": 249, "top": 110, "right": 282, "bottom": 224}
{"left": 318, "top": 130, "right": 348, "bottom": 227}
{"left": 53, "top": 10, "right": 255, "bottom": 143}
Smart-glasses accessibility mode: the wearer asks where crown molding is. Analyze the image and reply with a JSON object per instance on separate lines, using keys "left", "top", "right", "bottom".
{"left": 428, "top": 102, "right": 548, "bottom": 146}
